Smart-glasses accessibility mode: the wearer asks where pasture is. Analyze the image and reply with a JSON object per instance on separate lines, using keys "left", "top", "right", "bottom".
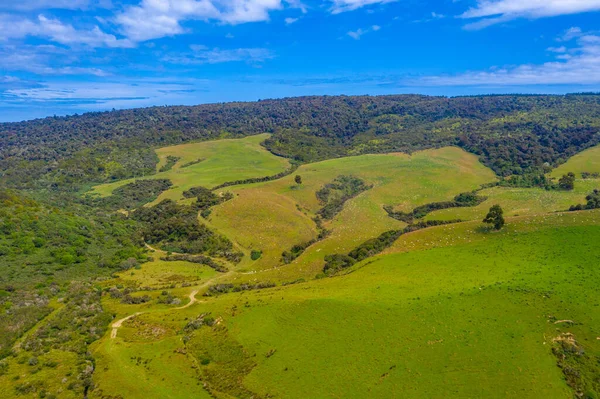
{"left": 210, "top": 147, "right": 497, "bottom": 278}
{"left": 88, "top": 134, "right": 290, "bottom": 205}
{"left": 552, "top": 143, "right": 600, "bottom": 178}
{"left": 90, "top": 211, "right": 600, "bottom": 398}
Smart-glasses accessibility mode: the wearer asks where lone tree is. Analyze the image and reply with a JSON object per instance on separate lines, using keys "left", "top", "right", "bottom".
{"left": 558, "top": 172, "right": 576, "bottom": 191}
{"left": 483, "top": 204, "right": 505, "bottom": 230}
{"left": 294, "top": 175, "right": 302, "bottom": 185}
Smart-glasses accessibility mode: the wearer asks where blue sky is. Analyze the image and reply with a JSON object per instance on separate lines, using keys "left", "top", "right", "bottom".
{"left": 1, "top": 0, "right": 600, "bottom": 122}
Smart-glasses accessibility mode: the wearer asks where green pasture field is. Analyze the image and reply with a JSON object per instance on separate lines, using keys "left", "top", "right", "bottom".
{"left": 89, "top": 210, "right": 600, "bottom": 399}
{"left": 552, "top": 143, "right": 600, "bottom": 178}
{"left": 210, "top": 147, "right": 497, "bottom": 279}
{"left": 425, "top": 179, "right": 599, "bottom": 222}
{"left": 88, "top": 134, "right": 290, "bottom": 205}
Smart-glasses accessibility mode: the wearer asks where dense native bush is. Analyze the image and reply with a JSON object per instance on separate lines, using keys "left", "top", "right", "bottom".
{"left": 5, "top": 95, "right": 600, "bottom": 191}
{"left": 385, "top": 192, "right": 487, "bottom": 223}
{"left": 91, "top": 179, "right": 173, "bottom": 210}
{"left": 132, "top": 199, "right": 241, "bottom": 261}
{"left": 324, "top": 220, "right": 461, "bottom": 274}
{"left": 316, "top": 175, "right": 372, "bottom": 220}
{"left": 158, "top": 156, "right": 180, "bottom": 172}
{"left": 569, "top": 189, "right": 600, "bottom": 211}
{"left": 160, "top": 254, "right": 229, "bottom": 272}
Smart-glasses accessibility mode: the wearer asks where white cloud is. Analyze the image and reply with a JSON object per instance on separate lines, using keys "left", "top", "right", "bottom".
{"left": 164, "top": 45, "right": 274, "bottom": 64}
{"left": 284, "top": 17, "right": 298, "bottom": 24}
{"left": 0, "top": 1, "right": 94, "bottom": 11}
{"left": 559, "top": 27, "right": 583, "bottom": 41}
{"left": 347, "top": 25, "right": 381, "bottom": 39}
{"left": 0, "top": 44, "right": 109, "bottom": 76}
{"left": 461, "top": 0, "right": 600, "bottom": 29}
{"left": 547, "top": 46, "right": 567, "bottom": 53}
{"left": 414, "top": 29, "right": 600, "bottom": 86}
{"left": 330, "top": 0, "right": 398, "bottom": 14}
{"left": 116, "top": 0, "right": 286, "bottom": 42}
{"left": 0, "top": 14, "right": 133, "bottom": 48}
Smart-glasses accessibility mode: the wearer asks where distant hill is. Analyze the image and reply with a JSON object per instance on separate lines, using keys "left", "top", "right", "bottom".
{"left": 2, "top": 94, "right": 600, "bottom": 191}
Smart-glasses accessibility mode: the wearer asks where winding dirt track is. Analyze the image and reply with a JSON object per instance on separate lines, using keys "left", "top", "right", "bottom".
{"left": 110, "top": 313, "right": 143, "bottom": 339}
{"left": 111, "top": 242, "right": 284, "bottom": 339}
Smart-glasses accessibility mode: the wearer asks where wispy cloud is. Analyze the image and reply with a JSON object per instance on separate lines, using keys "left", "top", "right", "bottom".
{"left": 0, "top": 44, "right": 109, "bottom": 76}
{"left": 347, "top": 24, "right": 380, "bottom": 40}
{"left": 330, "top": 0, "right": 399, "bottom": 14}
{"left": 0, "top": 0, "right": 112, "bottom": 11}
{"left": 461, "top": 0, "right": 600, "bottom": 30}
{"left": 285, "top": 17, "right": 299, "bottom": 24}
{"left": 414, "top": 28, "right": 600, "bottom": 86}
{"left": 164, "top": 45, "right": 274, "bottom": 64}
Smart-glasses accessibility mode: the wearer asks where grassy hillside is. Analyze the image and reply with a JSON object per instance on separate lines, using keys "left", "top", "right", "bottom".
{"left": 80, "top": 211, "right": 600, "bottom": 399}
{"left": 3, "top": 129, "right": 600, "bottom": 398}
{"left": 209, "top": 146, "right": 496, "bottom": 279}
{"left": 552, "top": 143, "right": 600, "bottom": 178}
{"left": 89, "top": 134, "right": 290, "bottom": 204}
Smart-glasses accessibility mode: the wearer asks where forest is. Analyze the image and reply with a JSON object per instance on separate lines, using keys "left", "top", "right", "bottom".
{"left": 2, "top": 94, "right": 600, "bottom": 192}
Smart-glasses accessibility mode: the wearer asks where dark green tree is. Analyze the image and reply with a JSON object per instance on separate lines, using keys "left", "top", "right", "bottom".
{"left": 558, "top": 172, "right": 576, "bottom": 190}
{"left": 483, "top": 205, "right": 505, "bottom": 230}
{"left": 295, "top": 175, "right": 302, "bottom": 185}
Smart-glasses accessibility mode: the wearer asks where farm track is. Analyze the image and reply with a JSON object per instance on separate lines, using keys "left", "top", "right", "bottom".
{"left": 110, "top": 271, "right": 234, "bottom": 339}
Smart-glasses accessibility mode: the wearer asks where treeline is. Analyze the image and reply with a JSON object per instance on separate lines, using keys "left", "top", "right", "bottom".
{"left": 281, "top": 217, "right": 330, "bottom": 264}
{"left": 316, "top": 175, "right": 372, "bottom": 220}
{"left": 131, "top": 199, "right": 242, "bottom": 262}
{"left": 89, "top": 179, "right": 173, "bottom": 210}
{"left": 4, "top": 95, "right": 600, "bottom": 191}
{"left": 384, "top": 192, "right": 486, "bottom": 223}
{"left": 569, "top": 189, "right": 600, "bottom": 211}
{"left": 204, "top": 282, "right": 276, "bottom": 296}
{"left": 211, "top": 164, "right": 298, "bottom": 191}
{"left": 161, "top": 254, "right": 228, "bottom": 273}
{"left": 323, "top": 220, "right": 461, "bottom": 275}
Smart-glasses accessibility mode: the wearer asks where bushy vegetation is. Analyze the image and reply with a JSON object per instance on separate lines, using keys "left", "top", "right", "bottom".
{"left": 0, "top": 189, "right": 146, "bottom": 363}
{"left": 182, "top": 186, "right": 233, "bottom": 218}
{"left": 160, "top": 254, "right": 228, "bottom": 273}
{"left": 211, "top": 165, "right": 298, "bottom": 191}
{"left": 90, "top": 179, "right": 173, "bottom": 210}
{"left": 316, "top": 175, "right": 372, "bottom": 220}
{"left": 324, "top": 219, "right": 460, "bottom": 274}
{"left": 281, "top": 217, "right": 330, "bottom": 264}
{"left": 569, "top": 189, "right": 600, "bottom": 211}
{"left": 132, "top": 200, "right": 242, "bottom": 262}
{"left": 5, "top": 95, "right": 600, "bottom": 192}
{"left": 158, "top": 156, "right": 180, "bottom": 173}
{"left": 385, "top": 191, "right": 486, "bottom": 223}
{"left": 205, "top": 282, "right": 276, "bottom": 296}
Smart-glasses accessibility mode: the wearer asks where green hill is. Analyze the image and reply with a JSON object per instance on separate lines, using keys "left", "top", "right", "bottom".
{"left": 1, "top": 95, "right": 600, "bottom": 398}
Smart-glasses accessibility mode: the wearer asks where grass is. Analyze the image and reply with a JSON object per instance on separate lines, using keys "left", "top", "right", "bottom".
{"left": 425, "top": 179, "right": 599, "bottom": 222}
{"left": 552, "top": 143, "right": 600, "bottom": 178}
{"left": 116, "top": 258, "right": 219, "bottom": 289}
{"left": 88, "top": 134, "right": 290, "bottom": 205}
{"left": 194, "top": 211, "right": 600, "bottom": 398}
{"left": 90, "top": 336, "right": 211, "bottom": 399}
{"left": 209, "top": 147, "right": 496, "bottom": 279}
{"left": 54, "top": 138, "right": 600, "bottom": 397}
